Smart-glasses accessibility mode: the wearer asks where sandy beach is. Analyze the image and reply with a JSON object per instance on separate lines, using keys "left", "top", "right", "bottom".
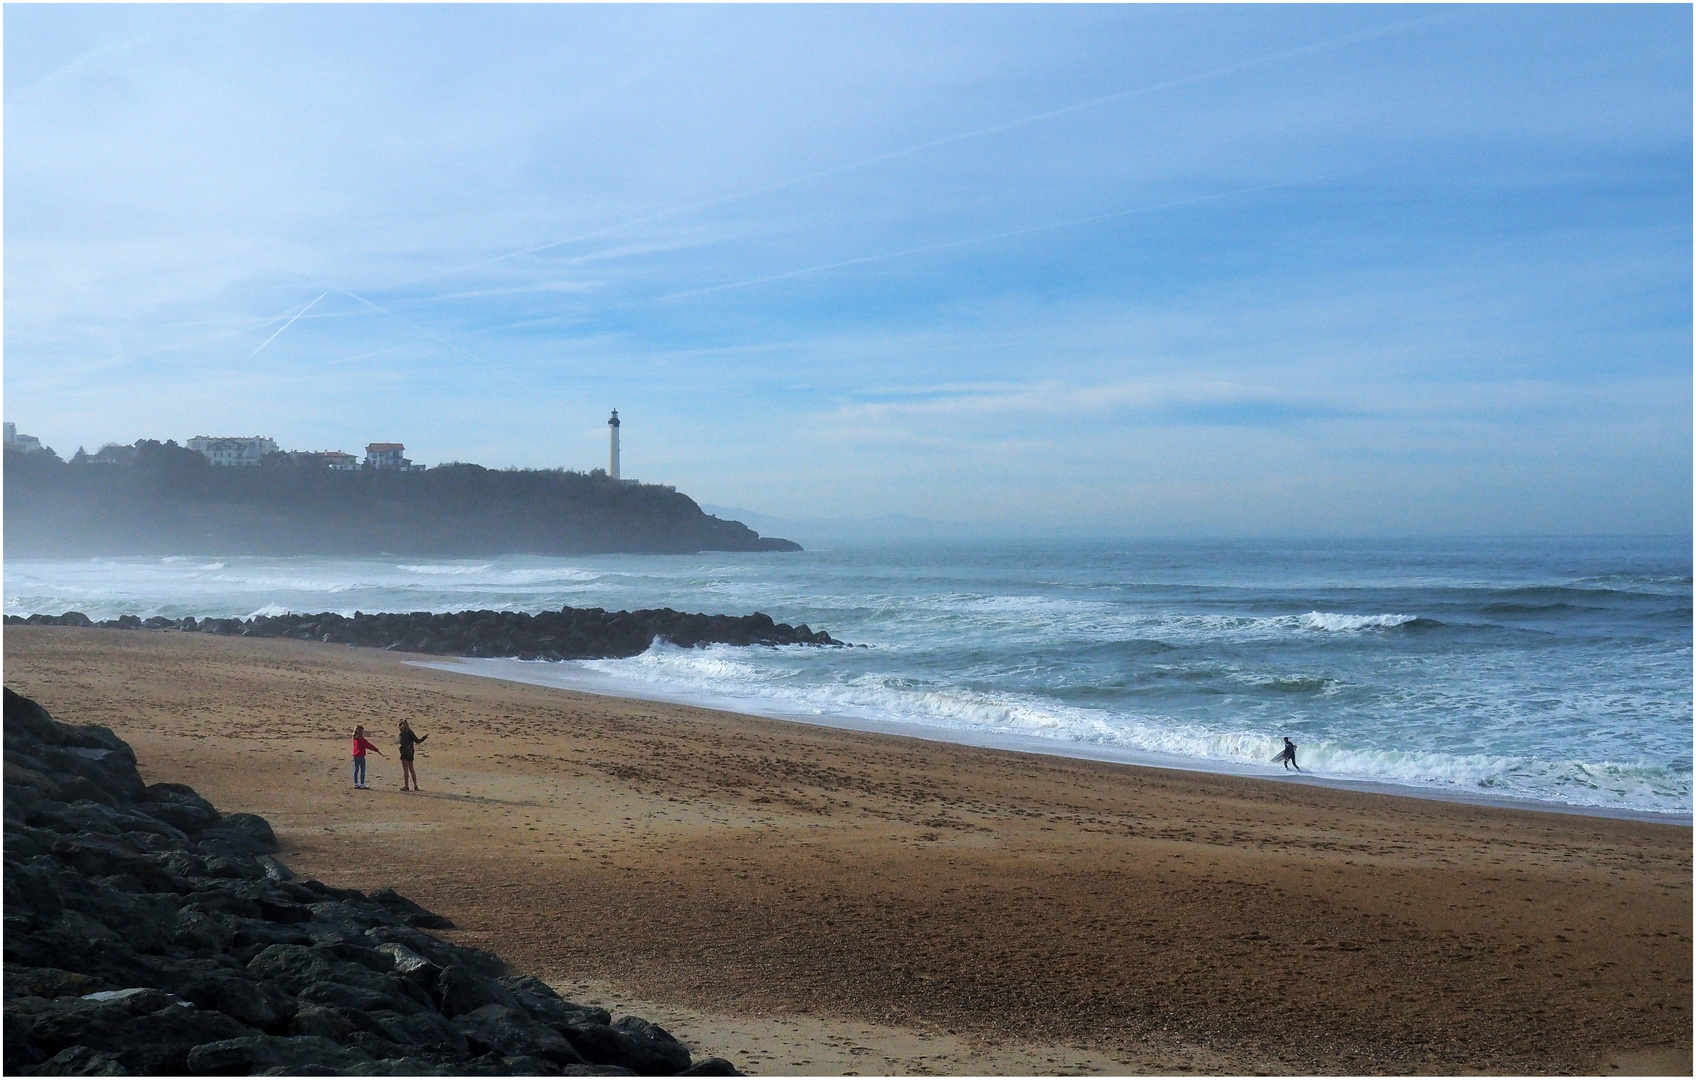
{"left": 5, "top": 626, "right": 1690, "bottom": 1075}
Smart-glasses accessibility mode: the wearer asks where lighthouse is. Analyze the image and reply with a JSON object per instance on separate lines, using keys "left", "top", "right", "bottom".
{"left": 607, "top": 409, "right": 621, "bottom": 480}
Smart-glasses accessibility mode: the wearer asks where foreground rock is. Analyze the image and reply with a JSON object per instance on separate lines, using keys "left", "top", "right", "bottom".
{"left": 6, "top": 605, "right": 844, "bottom": 659}
{"left": 2, "top": 688, "right": 742, "bottom": 1076}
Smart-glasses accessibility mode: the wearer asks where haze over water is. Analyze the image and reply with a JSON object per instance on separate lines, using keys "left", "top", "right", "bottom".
{"left": 9, "top": 535, "right": 1689, "bottom": 817}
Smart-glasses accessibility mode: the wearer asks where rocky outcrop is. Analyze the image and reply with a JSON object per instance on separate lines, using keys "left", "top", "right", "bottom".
{"left": 5, "top": 606, "right": 844, "bottom": 659}
{"left": 3, "top": 688, "right": 742, "bottom": 1077}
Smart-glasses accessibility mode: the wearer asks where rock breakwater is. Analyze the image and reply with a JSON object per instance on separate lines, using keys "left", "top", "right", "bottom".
{"left": 3, "top": 688, "right": 741, "bottom": 1076}
{"left": 5, "top": 606, "right": 843, "bottom": 660}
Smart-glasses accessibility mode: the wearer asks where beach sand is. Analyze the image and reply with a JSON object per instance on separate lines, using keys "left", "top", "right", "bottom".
{"left": 5, "top": 627, "right": 1690, "bottom": 1075}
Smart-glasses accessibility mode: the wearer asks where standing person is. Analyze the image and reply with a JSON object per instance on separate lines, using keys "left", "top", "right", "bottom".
{"left": 352, "top": 725, "right": 382, "bottom": 788}
{"left": 398, "top": 719, "right": 427, "bottom": 792}
{"left": 1274, "top": 737, "right": 1300, "bottom": 771}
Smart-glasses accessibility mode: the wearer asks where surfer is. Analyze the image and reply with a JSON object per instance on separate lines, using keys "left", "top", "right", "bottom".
{"left": 1274, "top": 737, "right": 1299, "bottom": 771}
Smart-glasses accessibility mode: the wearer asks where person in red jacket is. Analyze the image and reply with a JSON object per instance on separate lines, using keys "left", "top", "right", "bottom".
{"left": 352, "top": 724, "right": 382, "bottom": 788}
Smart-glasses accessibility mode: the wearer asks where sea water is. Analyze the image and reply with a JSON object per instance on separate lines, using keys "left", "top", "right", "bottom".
{"left": 6, "top": 537, "right": 1690, "bottom": 817}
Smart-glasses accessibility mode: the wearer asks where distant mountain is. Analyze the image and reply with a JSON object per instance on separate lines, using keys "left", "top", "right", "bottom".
{"left": 5, "top": 442, "right": 801, "bottom": 557}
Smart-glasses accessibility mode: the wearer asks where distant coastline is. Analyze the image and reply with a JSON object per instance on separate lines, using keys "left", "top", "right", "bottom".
{"left": 3, "top": 443, "right": 800, "bottom": 557}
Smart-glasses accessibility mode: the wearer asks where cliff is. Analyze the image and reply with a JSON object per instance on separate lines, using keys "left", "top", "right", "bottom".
{"left": 2, "top": 444, "right": 801, "bottom": 557}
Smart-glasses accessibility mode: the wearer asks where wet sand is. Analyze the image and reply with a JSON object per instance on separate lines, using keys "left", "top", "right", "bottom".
{"left": 5, "top": 627, "right": 1691, "bottom": 1075}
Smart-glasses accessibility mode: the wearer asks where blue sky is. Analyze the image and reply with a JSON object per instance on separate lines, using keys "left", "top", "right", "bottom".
{"left": 5, "top": 5, "right": 1690, "bottom": 535}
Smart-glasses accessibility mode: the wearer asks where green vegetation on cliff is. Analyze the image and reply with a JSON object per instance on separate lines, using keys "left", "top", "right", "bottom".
{"left": 3, "top": 441, "right": 800, "bottom": 556}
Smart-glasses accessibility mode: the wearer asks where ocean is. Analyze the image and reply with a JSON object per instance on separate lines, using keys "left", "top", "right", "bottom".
{"left": 6, "top": 536, "right": 1690, "bottom": 818}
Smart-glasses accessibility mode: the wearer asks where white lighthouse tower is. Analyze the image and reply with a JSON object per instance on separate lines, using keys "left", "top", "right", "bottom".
{"left": 607, "top": 409, "right": 621, "bottom": 480}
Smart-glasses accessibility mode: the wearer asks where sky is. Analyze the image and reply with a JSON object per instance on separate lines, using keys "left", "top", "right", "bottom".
{"left": 5, "top": 4, "right": 1690, "bottom": 536}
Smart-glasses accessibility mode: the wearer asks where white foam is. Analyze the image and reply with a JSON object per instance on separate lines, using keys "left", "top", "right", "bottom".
{"left": 428, "top": 652, "right": 1688, "bottom": 817}
{"left": 1296, "top": 611, "right": 1420, "bottom": 631}
{"left": 497, "top": 567, "right": 604, "bottom": 585}
{"left": 432, "top": 640, "right": 1691, "bottom": 815}
{"left": 396, "top": 563, "right": 496, "bottom": 575}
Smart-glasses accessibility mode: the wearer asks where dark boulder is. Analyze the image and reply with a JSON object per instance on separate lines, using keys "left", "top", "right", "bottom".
{"left": 142, "top": 783, "right": 222, "bottom": 834}
{"left": 184, "top": 1034, "right": 376, "bottom": 1075}
{"left": 3, "top": 965, "right": 109, "bottom": 1001}
{"left": 178, "top": 971, "right": 297, "bottom": 1032}
{"left": 200, "top": 812, "right": 280, "bottom": 856}
{"left": 365, "top": 925, "right": 505, "bottom": 979}
{"left": 498, "top": 974, "right": 611, "bottom": 1027}
{"left": 374, "top": 942, "right": 444, "bottom": 997}
{"left": 564, "top": 1018, "right": 692, "bottom": 1076}
{"left": 367, "top": 1008, "right": 469, "bottom": 1058}
{"left": 369, "top": 886, "right": 455, "bottom": 929}
{"left": 298, "top": 975, "right": 434, "bottom": 1017}
{"left": 612, "top": 1017, "right": 693, "bottom": 1076}
{"left": 284, "top": 1003, "right": 359, "bottom": 1042}
{"left": 4, "top": 860, "right": 67, "bottom": 932}
{"left": 435, "top": 964, "right": 524, "bottom": 1018}
{"left": 32, "top": 1045, "right": 129, "bottom": 1075}
{"left": 48, "top": 833, "right": 174, "bottom": 890}
{"left": 246, "top": 944, "right": 342, "bottom": 993}
{"left": 29, "top": 992, "right": 257, "bottom": 1075}
{"left": 678, "top": 1058, "right": 744, "bottom": 1076}
{"left": 454, "top": 1004, "right": 588, "bottom": 1066}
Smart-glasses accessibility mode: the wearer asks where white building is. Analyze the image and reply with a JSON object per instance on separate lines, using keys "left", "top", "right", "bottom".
{"left": 4, "top": 422, "right": 44, "bottom": 454}
{"left": 187, "top": 436, "right": 278, "bottom": 466}
{"left": 365, "top": 442, "right": 423, "bottom": 470}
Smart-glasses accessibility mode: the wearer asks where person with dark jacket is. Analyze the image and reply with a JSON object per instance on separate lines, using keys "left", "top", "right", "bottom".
{"left": 352, "top": 725, "right": 382, "bottom": 788}
{"left": 1275, "top": 737, "right": 1300, "bottom": 771}
{"left": 398, "top": 719, "right": 427, "bottom": 791}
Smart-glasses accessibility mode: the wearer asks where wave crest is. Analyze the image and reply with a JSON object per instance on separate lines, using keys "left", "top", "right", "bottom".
{"left": 396, "top": 564, "right": 495, "bottom": 575}
{"left": 1297, "top": 612, "right": 1425, "bottom": 632}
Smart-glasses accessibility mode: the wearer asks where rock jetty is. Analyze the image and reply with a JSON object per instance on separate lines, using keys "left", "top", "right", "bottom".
{"left": 5, "top": 606, "right": 843, "bottom": 660}
{"left": 3, "top": 688, "right": 741, "bottom": 1076}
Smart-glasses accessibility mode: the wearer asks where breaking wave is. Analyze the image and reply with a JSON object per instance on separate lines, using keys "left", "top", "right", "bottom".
{"left": 1295, "top": 612, "right": 1429, "bottom": 632}
{"left": 484, "top": 641, "right": 1691, "bottom": 814}
{"left": 396, "top": 564, "right": 495, "bottom": 575}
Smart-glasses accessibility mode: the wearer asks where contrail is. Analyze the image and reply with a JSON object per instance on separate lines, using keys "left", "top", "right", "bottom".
{"left": 249, "top": 292, "right": 326, "bottom": 356}
{"left": 656, "top": 174, "right": 1333, "bottom": 302}
{"left": 313, "top": 282, "right": 481, "bottom": 361}
{"left": 379, "top": 11, "right": 1456, "bottom": 295}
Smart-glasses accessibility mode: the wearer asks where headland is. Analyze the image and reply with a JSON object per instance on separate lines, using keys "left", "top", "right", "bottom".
{"left": 5, "top": 626, "right": 1690, "bottom": 1075}
{"left": 2, "top": 444, "right": 800, "bottom": 557}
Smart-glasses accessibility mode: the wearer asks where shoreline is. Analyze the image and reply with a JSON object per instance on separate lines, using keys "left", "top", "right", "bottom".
{"left": 6, "top": 627, "right": 1690, "bottom": 1075}
{"left": 421, "top": 656, "right": 1694, "bottom": 826}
